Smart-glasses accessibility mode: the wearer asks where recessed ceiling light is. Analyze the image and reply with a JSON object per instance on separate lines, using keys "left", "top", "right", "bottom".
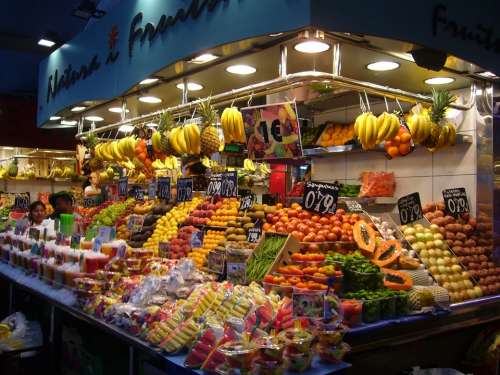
{"left": 294, "top": 40, "right": 330, "bottom": 54}
{"left": 478, "top": 71, "right": 498, "bottom": 78}
{"left": 49, "top": 116, "right": 61, "bottom": 121}
{"left": 85, "top": 116, "right": 104, "bottom": 122}
{"left": 138, "top": 96, "right": 162, "bottom": 104}
{"left": 146, "top": 122, "right": 158, "bottom": 128}
{"left": 226, "top": 64, "right": 257, "bottom": 75}
{"left": 2, "top": 147, "right": 14, "bottom": 150}
{"left": 61, "top": 120, "right": 77, "bottom": 126}
{"left": 139, "top": 78, "right": 159, "bottom": 85}
{"left": 108, "top": 107, "right": 130, "bottom": 113}
{"left": 269, "top": 32, "right": 283, "bottom": 37}
{"left": 190, "top": 53, "right": 218, "bottom": 64}
{"left": 71, "top": 106, "right": 86, "bottom": 112}
{"left": 366, "top": 61, "right": 400, "bottom": 71}
{"left": 176, "top": 82, "right": 204, "bottom": 91}
{"left": 38, "top": 38, "right": 55, "bottom": 47}
{"left": 424, "top": 77, "right": 455, "bottom": 85}
{"left": 118, "top": 124, "right": 134, "bottom": 133}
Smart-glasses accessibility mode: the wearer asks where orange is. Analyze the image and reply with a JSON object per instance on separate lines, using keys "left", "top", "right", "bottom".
{"left": 399, "top": 143, "right": 411, "bottom": 155}
{"left": 387, "top": 146, "right": 399, "bottom": 158}
{"left": 400, "top": 132, "right": 412, "bottom": 143}
{"left": 392, "top": 136, "right": 401, "bottom": 146}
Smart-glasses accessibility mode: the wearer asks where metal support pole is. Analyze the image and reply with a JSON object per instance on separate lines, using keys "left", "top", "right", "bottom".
{"left": 332, "top": 42, "right": 341, "bottom": 76}
{"left": 129, "top": 346, "right": 134, "bottom": 375}
{"left": 121, "top": 98, "right": 127, "bottom": 123}
{"left": 8, "top": 282, "right": 13, "bottom": 314}
{"left": 49, "top": 305, "right": 55, "bottom": 343}
{"left": 279, "top": 45, "right": 287, "bottom": 78}
{"left": 182, "top": 77, "right": 188, "bottom": 104}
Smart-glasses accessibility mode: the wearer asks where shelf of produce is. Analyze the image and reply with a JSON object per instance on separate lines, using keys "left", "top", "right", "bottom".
{"left": 302, "top": 134, "right": 472, "bottom": 158}
{"left": 0, "top": 265, "right": 351, "bottom": 374}
{"left": 287, "top": 195, "right": 397, "bottom": 206}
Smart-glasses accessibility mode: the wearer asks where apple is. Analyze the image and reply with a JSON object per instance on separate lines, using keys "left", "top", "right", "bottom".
{"left": 438, "top": 265, "right": 447, "bottom": 274}
{"left": 420, "top": 249, "right": 429, "bottom": 258}
{"left": 433, "top": 233, "right": 444, "bottom": 240}
{"left": 416, "top": 233, "right": 426, "bottom": 242}
{"left": 406, "top": 235, "right": 417, "bottom": 244}
{"left": 424, "top": 232, "right": 434, "bottom": 242}
{"left": 404, "top": 227, "right": 416, "bottom": 236}
{"left": 434, "top": 239, "right": 444, "bottom": 249}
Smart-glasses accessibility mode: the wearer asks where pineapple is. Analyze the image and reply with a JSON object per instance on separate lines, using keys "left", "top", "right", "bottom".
{"left": 424, "top": 89, "right": 455, "bottom": 149}
{"left": 83, "top": 132, "right": 99, "bottom": 151}
{"left": 158, "top": 112, "right": 176, "bottom": 156}
{"left": 8, "top": 158, "right": 18, "bottom": 177}
{"left": 198, "top": 99, "right": 221, "bottom": 156}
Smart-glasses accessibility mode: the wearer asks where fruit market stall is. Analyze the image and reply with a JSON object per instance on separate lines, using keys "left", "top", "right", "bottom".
{"left": 2, "top": 0, "right": 499, "bottom": 373}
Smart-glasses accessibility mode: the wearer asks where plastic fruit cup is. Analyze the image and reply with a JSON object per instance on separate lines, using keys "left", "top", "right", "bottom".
{"left": 341, "top": 299, "right": 363, "bottom": 326}
{"left": 278, "top": 328, "right": 314, "bottom": 355}
{"left": 254, "top": 359, "right": 285, "bottom": 375}
{"left": 257, "top": 337, "right": 286, "bottom": 363}
{"left": 101, "top": 243, "right": 115, "bottom": 257}
{"left": 317, "top": 342, "right": 350, "bottom": 364}
{"left": 80, "top": 240, "right": 93, "bottom": 250}
{"left": 317, "top": 329, "right": 346, "bottom": 346}
{"left": 286, "top": 351, "right": 313, "bottom": 372}
{"left": 217, "top": 340, "right": 257, "bottom": 373}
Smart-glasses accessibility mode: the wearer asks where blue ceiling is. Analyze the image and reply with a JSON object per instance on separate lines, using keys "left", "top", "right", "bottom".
{"left": 1, "top": 0, "right": 121, "bottom": 96}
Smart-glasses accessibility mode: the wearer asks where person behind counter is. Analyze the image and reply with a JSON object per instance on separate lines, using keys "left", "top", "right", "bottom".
{"left": 48, "top": 191, "right": 76, "bottom": 220}
{"left": 28, "top": 201, "right": 47, "bottom": 225}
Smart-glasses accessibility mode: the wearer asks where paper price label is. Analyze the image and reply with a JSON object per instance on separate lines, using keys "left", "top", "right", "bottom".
{"left": 247, "top": 227, "right": 262, "bottom": 243}
{"left": 397, "top": 192, "right": 423, "bottom": 225}
{"left": 93, "top": 237, "right": 103, "bottom": 252}
{"left": 148, "top": 182, "right": 157, "bottom": 200}
{"left": 302, "top": 181, "right": 340, "bottom": 214}
{"left": 207, "top": 250, "right": 225, "bottom": 275}
{"left": 128, "top": 214, "right": 144, "bottom": 233}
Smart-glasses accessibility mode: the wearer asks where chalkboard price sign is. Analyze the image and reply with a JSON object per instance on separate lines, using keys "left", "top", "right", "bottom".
{"left": 118, "top": 177, "right": 128, "bottom": 197}
{"left": 14, "top": 195, "right": 30, "bottom": 210}
{"left": 442, "top": 188, "right": 469, "bottom": 216}
{"left": 302, "top": 181, "right": 340, "bottom": 214}
{"left": 206, "top": 173, "right": 222, "bottom": 197}
{"left": 398, "top": 192, "right": 423, "bottom": 225}
{"left": 157, "top": 177, "right": 171, "bottom": 201}
{"left": 221, "top": 171, "right": 238, "bottom": 197}
{"left": 176, "top": 178, "right": 193, "bottom": 202}
{"left": 239, "top": 194, "right": 255, "bottom": 211}
{"left": 247, "top": 227, "right": 262, "bottom": 243}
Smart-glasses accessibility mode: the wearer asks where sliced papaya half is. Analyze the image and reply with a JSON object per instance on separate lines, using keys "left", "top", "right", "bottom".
{"left": 353, "top": 220, "right": 376, "bottom": 255}
{"left": 381, "top": 268, "right": 413, "bottom": 291}
{"left": 372, "top": 239, "right": 402, "bottom": 268}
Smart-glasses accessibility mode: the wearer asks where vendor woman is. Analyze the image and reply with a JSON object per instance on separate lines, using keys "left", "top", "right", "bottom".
{"left": 28, "top": 201, "right": 47, "bottom": 226}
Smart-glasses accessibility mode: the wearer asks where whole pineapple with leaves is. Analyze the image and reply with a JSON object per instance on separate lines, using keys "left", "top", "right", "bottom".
{"left": 158, "top": 111, "right": 176, "bottom": 155}
{"left": 424, "top": 89, "right": 457, "bottom": 151}
{"left": 198, "top": 98, "right": 221, "bottom": 156}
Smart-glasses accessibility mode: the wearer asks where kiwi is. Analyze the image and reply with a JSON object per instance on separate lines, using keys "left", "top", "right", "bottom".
{"left": 236, "top": 228, "right": 246, "bottom": 235}
{"left": 235, "top": 235, "right": 247, "bottom": 242}
{"left": 227, "top": 234, "right": 238, "bottom": 241}
{"left": 253, "top": 204, "right": 264, "bottom": 211}
{"left": 240, "top": 216, "right": 252, "bottom": 224}
{"left": 225, "top": 227, "right": 236, "bottom": 235}
{"left": 264, "top": 205, "right": 276, "bottom": 214}
{"left": 243, "top": 222, "right": 254, "bottom": 230}
{"left": 254, "top": 211, "right": 265, "bottom": 219}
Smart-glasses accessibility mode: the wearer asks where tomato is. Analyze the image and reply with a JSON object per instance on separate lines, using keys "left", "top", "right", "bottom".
{"left": 280, "top": 216, "right": 289, "bottom": 223}
{"left": 333, "top": 220, "right": 342, "bottom": 228}
{"left": 288, "top": 276, "right": 301, "bottom": 285}
{"left": 314, "top": 234, "right": 326, "bottom": 242}
{"left": 303, "top": 234, "right": 315, "bottom": 242}
{"left": 311, "top": 215, "right": 320, "bottom": 223}
{"left": 264, "top": 275, "right": 275, "bottom": 283}
{"left": 332, "top": 227, "right": 342, "bottom": 236}
{"left": 271, "top": 216, "right": 280, "bottom": 224}
{"left": 288, "top": 209, "right": 298, "bottom": 218}
{"left": 291, "top": 253, "right": 303, "bottom": 261}
{"left": 286, "top": 223, "right": 296, "bottom": 233}
{"left": 302, "top": 211, "right": 311, "bottom": 220}
{"left": 341, "top": 234, "right": 349, "bottom": 241}
{"left": 342, "top": 222, "right": 351, "bottom": 230}
{"left": 275, "top": 225, "right": 287, "bottom": 233}
{"left": 297, "top": 224, "right": 309, "bottom": 235}
{"left": 336, "top": 209, "right": 345, "bottom": 216}
{"left": 263, "top": 223, "right": 271, "bottom": 231}
{"left": 319, "top": 217, "right": 330, "bottom": 225}
{"left": 291, "top": 231, "right": 304, "bottom": 241}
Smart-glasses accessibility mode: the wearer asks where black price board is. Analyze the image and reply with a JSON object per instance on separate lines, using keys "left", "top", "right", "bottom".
{"left": 148, "top": 182, "right": 156, "bottom": 200}
{"left": 344, "top": 200, "right": 363, "bottom": 212}
{"left": 207, "top": 250, "right": 225, "bottom": 275}
{"left": 118, "top": 177, "right": 128, "bottom": 197}
{"left": 397, "top": 192, "right": 423, "bottom": 225}
{"left": 442, "top": 188, "right": 469, "bottom": 216}
{"left": 207, "top": 173, "right": 223, "bottom": 197}
{"left": 247, "top": 227, "right": 262, "bottom": 243}
{"left": 14, "top": 194, "right": 30, "bottom": 210}
{"left": 135, "top": 189, "right": 145, "bottom": 201}
{"left": 157, "top": 177, "right": 171, "bottom": 200}
{"left": 146, "top": 139, "right": 154, "bottom": 158}
{"left": 221, "top": 171, "right": 238, "bottom": 197}
{"left": 239, "top": 193, "right": 255, "bottom": 211}
{"left": 83, "top": 195, "right": 103, "bottom": 208}
{"left": 302, "top": 181, "right": 340, "bottom": 214}
{"left": 176, "top": 178, "right": 193, "bottom": 202}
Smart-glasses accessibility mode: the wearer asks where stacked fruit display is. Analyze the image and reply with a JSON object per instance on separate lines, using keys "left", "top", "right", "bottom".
{"left": 423, "top": 202, "right": 500, "bottom": 296}
{"left": 316, "top": 122, "right": 354, "bottom": 147}
{"left": 189, "top": 229, "right": 226, "bottom": 268}
{"left": 401, "top": 222, "right": 481, "bottom": 302}
{"left": 383, "top": 125, "right": 412, "bottom": 158}
{"left": 207, "top": 198, "right": 239, "bottom": 226}
{"left": 184, "top": 199, "right": 220, "bottom": 226}
{"left": 143, "top": 197, "right": 203, "bottom": 252}
{"left": 85, "top": 198, "right": 135, "bottom": 234}
{"left": 167, "top": 225, "right": 199, "bottom": 260}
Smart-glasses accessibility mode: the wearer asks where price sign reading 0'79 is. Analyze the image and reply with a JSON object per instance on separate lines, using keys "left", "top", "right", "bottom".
{"left": 442, "top": 188, "right": 469, "bottom": 216}
{"left": 302, "top": 181, "right": 340, "bottom": 214}
{"left": 397, "top": 192, "right": 423, "bottom": 225}
{"left": 176, "top": 178, "right": 193, "bottom": 202}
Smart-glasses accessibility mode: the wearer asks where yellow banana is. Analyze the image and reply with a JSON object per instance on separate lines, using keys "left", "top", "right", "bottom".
{"left": 376, "top": 112, "right": 390, "bottom": 143}
{"left": 446, "top": 123, "right": 456, "bottom": 146}
{"left": 221, "top": 108, "right": 232, "bottom": 143}
{"left": 176, "top": 127, "right": 188, "bottom": 154}
{"left": 234, "top": 109, "right": 245, "bottom": 143}
{"left": 229, "top": 107, "right": 238, "bottom": 140}
{"left": 283, "top": 102, "right": 297, "bottom": 121}
{"left": 183, "top": 125, "right": 193, "bottom": 154}
{"left": 386, "top": 113, "right": 401, "bottom": 140}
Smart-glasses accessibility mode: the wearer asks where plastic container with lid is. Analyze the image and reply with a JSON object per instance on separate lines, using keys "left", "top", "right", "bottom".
{"left": 256, "top": 336, "right": 286, "bottom": 363}
{"left": 253, "top": 359, "right": 285, "bottom": 375}
{"left": 341, "top": 299, "right": 363, "bottom": 326}
{"left": 286, "top": 350, "right": 313, "bottom": 372}
{"left": 317, "top": 342, "right": 350, "bottom": 364}
{"left": 263, "top": 282, "right": 293, "bottom": 298}
{"left": 217, "top": 340, "right": 258, "bottom": 373}
{"left": 73, "top": 277, "right": 104, "bottom": 292}
{"left": 278, "top": 328, "right": 314, "bottom": 355}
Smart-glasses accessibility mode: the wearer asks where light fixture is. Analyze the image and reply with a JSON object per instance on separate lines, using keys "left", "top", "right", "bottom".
{"left": 190, "top": 53, "right": 218, "bottom": 64}
{"left": 226, "top": 64, "right": 256, "bottom": 75}
{"left": 139, "top": 78, "right": 159, "bottom": 85}
{"left": 71, "top": 106, "right": 86, "bottom": 112}
{"left": 366, "top": 61, "right": 400, "bottom": 71}
{"left": 85, "top": 116, "right": 104, "bottom": 122}
{"left": 269, "top": 32, "right": 283, "bottom": 37}
{"left": 478, "top": 71, "right": 498, "bottom": 78}
{"left": 146, "top": 122, "right": 158, "bottom": 128}
{"left": 108, "top": 107, "right": 130, "bottom": 113}
{"left": 38, "top": 38, "right": 55, "bottom": 47}
{"left": 49, "top": 116, "right": 61, "bottom": 121}
{"left": 476, "top": 88, "right": 483, "bottom": 95}
{"left": 118, "top": 124, "right": 134, "bottom": 133}
{"left": 176, "top": 82, "right": 204, "bottom": 91}
{"left": 61, "top": 120, "right": 78, "bottom": 126}
{"left": 138, "top": 96, "right": 162, "bottom": 104}
{"left": 2, "top": 147, "right": 14, "bottom": 150}
{"left": 294, "top": 30, "right": 330, "bottom": 54}
{"left": 424, "top": 77, "right": 455, "bottom": 85}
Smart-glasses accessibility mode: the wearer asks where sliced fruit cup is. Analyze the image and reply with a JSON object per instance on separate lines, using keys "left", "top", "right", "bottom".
{"left": 217, "top": 340, "right": 258, "bottom": 373}
{"left": 73, "top": 277, "right": 104, "bottom": 292}
{"left": 96, "top": 270, "right": 122, "bottom": 283}
{"left": 130, "top": 248, "right": 154, "bottom": 259}
{"left": 285, "top": 351, "right": 314, "bottom": 372}
{"left": 340, "top": 299, "right": 363, "bottom": 327}
{"left": 256, "top": 336, "right": 286, "bottom": 363}
{"left": 316, "top": 328, "right": 347, "bottom": 347}
{"left": 278, "top": 328, "right": 314, "bottom": 355}
{"left": 253, "top": 359, "right": 285, "bottom": 375}
{"left": 317, "top": 342, "right": 350, "bottom": 364}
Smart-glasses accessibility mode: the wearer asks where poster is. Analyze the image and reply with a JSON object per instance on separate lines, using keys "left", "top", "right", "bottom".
{"left": 242, "top": 102, "right": 302, "bottom": 160}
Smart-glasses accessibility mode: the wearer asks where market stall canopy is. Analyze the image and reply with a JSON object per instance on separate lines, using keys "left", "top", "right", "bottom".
{"left": 37, "top": 0, "right": 500, "bottom": 127}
